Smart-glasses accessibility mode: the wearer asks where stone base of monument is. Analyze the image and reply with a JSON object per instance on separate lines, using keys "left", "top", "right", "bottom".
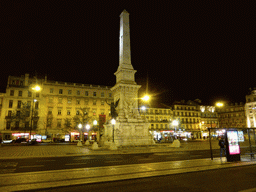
{"left": 109, "top": 142, "right": 118, "bottom": 150}
{"left": 77, "top": 141, "right": 83, "bottom": 147}
{"left": 103, "top": 120, "right": 151, "bottom": 147}
{"left": 91, "top": 142, "right": 99, "bottom": 150}
{"left": 84, "top": 140, "right": 90, "bottom": 146}
{"left": 168, "top": 139, "right": 181, "bottom": 148}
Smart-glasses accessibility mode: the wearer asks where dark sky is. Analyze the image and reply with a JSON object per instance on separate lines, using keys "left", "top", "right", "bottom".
{"left": 1, "top": 1, "right": 255, "bottom": 105}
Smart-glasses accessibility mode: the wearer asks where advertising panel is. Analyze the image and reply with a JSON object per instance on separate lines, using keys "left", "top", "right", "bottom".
{"left": 227, "top": 131, "right": 240, "bottom": 155}
{"left": 238, "top": 131, "right": 244, "bottom": 142}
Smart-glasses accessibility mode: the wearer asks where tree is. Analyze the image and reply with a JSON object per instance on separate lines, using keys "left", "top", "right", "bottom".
{"left": 72, "top": 107, "right": 92, "bottom": 128}
{"left": 8, "top": 102, "right": 31, "bottom": 131}
{"left": 62, "top": 118, "right": 73, "bottom": 134}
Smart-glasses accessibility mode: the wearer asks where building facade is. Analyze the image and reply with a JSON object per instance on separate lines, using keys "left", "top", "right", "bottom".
{"left": 0, "top": 74, "right": 113, "bottom": 141}
{"left": 245, "top": 88, "right": 256, "bottom": 128}
{"left": 217, "top": 102, "right": 246, "bottom": 129}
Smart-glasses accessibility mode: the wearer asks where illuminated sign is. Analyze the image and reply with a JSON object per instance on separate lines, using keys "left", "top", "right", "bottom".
{"left": 227, "top": 131, "right": 240, "bottom": 155}
{"left": 238, "top": 131, "right": 244, "bottom": 142}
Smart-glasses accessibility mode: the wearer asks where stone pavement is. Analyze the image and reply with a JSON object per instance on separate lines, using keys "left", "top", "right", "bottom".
{"left": 0, "top": 141, "right": 221, "bottom": 159}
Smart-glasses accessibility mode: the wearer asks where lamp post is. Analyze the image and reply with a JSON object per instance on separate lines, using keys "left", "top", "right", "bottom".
{"left": 172, "top": 120, "right": 179, "bottom": 139}
{"left": 86, "top": 124, "right": 90, "bottom": 140}
{"left": 77, "top": 123, "right": 83, "bottom": 146}
{"left": 30, "top": 85, "right": 41, "bottom": 140}
{"left": 111, "top": 118, "right": 116, "bottom": 143}
{"left": 93, "top": 120, "right": 98, "bottom": 142}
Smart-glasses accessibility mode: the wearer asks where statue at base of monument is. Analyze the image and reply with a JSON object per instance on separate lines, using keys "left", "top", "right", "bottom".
{"left": 106, "top": 99, "right": 120, "bottom": 119}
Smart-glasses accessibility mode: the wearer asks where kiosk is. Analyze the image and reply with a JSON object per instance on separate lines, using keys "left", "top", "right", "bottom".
{"left": 225, "top": 129, "right": 241, "bottom": 162}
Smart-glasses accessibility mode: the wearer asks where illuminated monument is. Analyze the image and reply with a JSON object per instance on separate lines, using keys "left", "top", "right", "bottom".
{"left": 103, "top": 10, "right": 151, "bottom": 147}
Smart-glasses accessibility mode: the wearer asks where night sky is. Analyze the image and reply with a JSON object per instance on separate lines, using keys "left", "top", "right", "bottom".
{"left": 1, "top": 1, "right": 255, "bottom": 105}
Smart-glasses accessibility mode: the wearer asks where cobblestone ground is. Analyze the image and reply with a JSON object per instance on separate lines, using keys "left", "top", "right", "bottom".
{"left": 0, "top": 140, "right": 254, "bottom": 159}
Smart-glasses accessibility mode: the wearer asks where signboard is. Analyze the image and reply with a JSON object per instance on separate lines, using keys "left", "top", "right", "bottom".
{"left": 238, "top": 131, "right": 244, "bottom": 142}
{"left": 227, "top": 131, "right": 240, "bottom": 155}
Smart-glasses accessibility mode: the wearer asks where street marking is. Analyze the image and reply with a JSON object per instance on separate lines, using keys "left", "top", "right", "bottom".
{"left": 0, "top": 162, "right": 18, "bottom": 168}
{"left": 19, "top": 165, "right": 44, "bottom": 168}
{"left": 65, "top": 163, "right": 87, "bottom": 166}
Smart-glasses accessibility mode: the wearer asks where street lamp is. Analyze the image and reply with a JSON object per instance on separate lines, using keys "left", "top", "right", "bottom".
{"left": 77, "top": 123, "right": 83, "bottom": 146}
{"left": 172, "top": 120, "right": 179, "bottom": 139}
{"left": 29, "top": 85, "right": 41, "bottom": 140}
{"left": 111, "top": 118, "right": 116, "bottom": 143}
{"left": 93, "top": 120, "right": 98, "bottom": 142}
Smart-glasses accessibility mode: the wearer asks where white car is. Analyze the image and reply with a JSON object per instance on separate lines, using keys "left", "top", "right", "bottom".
{"left": 2, "top": 140, "right": 13, "bottom": 144}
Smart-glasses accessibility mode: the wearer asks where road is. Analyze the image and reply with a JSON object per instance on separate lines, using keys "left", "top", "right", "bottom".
{"left": 25, "top": 164, "right": 256, "bottom": 192}
{"left": 0, "top": 147, "right": 252, "bottom": 174}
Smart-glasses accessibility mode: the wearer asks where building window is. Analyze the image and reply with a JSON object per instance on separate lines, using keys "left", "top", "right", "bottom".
{"left": 76, "top": 99, "right": 80, "bottom": 105}
{"left": 34, "top": 101, "right": 38, "bottom": 109}
{"left": 58, "top": 98, "right": 63, "bottom": 103}
{"left": 49, "top": 97, "right": 53, "bottom": 103}
{"left": 76, "top": 110, "right": 80, "bottom": 115}
{"left": 8, "top": 110, "right": 12, "bottom": 116}
{"left": 67, "top": 110, "right": 71, "bottom": 115}
{"left": 6, "top": 122, "right": 11, "bottom": 129}
{"left": 17, "top": 100, "right": 21, "bottom": 108}
{"left": 93, "top": 100, "right": 96, "bottom": 105}
{"left": 50, "top": 88, "right": 54, "bottom": 93}
{"left": 101, "top": 100, "right": 104, "bottom": 105}
{"left": 68, "top": 90, "right": 72, "bottom": 95}
{"left": 9, "top": 100, "right": 13, "bottom": 108}
{"left": 93, "top": 109, "right": 96, "bottom": 116}
{"left": 20, "top": 81, "right": 23, "bottom": 86}
{"left": 15, "top": 121, "right": 19, "bottom": 128}
{"left": 100, "top": 109, "right": 105, "bottom": 115}
{"left": 77, "top": 90, "right": 80, "bottom": 95}
{"left": 67, "top": 98, "right": 72, "bottom": 104}
{"left": 101, "top": 92, "right": 104, "bottom": 97}
{"left": 57, "top": 119, "right": 61, "bottom": 127}
{"left": 85, "top": 100, "right": 89, "bottom": 105}
{"left": 85, "top": 91, "right": 88, "bottom": 96}
{"left": 58, "top": 110, "right": 61, "bottom": 115}
{"left": 36, "top": 93, "right": 39, "bottom": 97}
{"left": 10, "top": 90, "right": 14, "bottom": 96}
{"left": 48, "top": 110, "right": 52, "bottom": 115}
{"left": 59, "top": 89, "right": 63, "bottom": 94}
{"left": 28, "top": 91, "right": 32, "bottom": 97}
{"left": 19, "top": 91, "right": 22, "bottom": 96}
{"left": 109, "top": 93, "right": 112, "bottom": 98}
{"left": 93, "top": 92, "right": 96, "bottom": 97}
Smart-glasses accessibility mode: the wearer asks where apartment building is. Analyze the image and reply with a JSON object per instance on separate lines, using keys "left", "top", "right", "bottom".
{"left": 0, "top": 74, "right": 113, "bottom": 141}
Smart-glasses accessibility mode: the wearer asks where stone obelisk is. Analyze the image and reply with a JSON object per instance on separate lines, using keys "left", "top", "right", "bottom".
{"left": 103, "top": 10, "right": 151, "bottom": 146}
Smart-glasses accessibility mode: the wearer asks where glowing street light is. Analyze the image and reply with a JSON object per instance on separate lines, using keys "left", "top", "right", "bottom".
{"left": 216, "top": 102, "right": 224, "bottom": 107}
{"left": 141, "top": 95, "right": 150, "bottom": 102}
{"left": 32, "top": 85, "right": 41, "bottom": 91}
{"left": 86, "top": 124, "right": 90, "bottom": 130}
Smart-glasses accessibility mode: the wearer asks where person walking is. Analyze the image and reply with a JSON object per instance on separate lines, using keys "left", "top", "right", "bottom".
{"left": 219, "top": 137, "right": 226, "bottom": 163}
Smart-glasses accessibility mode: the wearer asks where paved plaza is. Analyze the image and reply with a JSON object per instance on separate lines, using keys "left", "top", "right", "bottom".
{"left": 0, "top": 140, "right": 223, "bottom": 159}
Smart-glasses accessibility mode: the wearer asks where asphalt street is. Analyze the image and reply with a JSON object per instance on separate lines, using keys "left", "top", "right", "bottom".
{"left": 24, "top": 164, "right": 256, "bottom": 192}
{"left": 0, "top": 148, "right": 251, "bottom": 174}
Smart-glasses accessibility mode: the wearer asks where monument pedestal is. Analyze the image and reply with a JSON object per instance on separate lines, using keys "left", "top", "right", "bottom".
{"left": 103, "top": 119, "right": 151, "bottom": 146}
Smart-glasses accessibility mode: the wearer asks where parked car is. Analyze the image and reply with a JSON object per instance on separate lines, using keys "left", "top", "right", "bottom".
{"left": 29, "top": 139, "right": 38, "bottom": 145}
{"left": 1, "top": 139, "right": 13, "bottom": 144}
{"left": 14, "top": 138, "right": 28, "bottom": 143}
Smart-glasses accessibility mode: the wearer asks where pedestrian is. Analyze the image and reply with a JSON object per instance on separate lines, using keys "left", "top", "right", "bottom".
{"left": 219, "top": 137, "right": 226, "bottom": 162}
